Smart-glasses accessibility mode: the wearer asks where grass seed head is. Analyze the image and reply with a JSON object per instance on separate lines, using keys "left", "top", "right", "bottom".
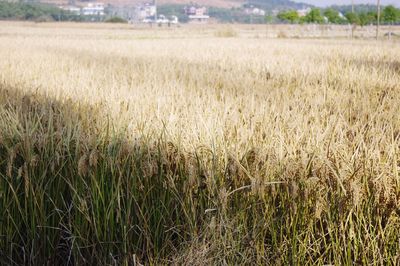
{"left": 89, "top": 149, "right": 99, "bottom": 168}
{"left": 30, "top": 154, "right": 39, "bottom": 167}
{"left": 78, "top": 153, "right": 89, "bottom": 176}
{"left": 7, "top": 147, "right": 17, "bottom": 178}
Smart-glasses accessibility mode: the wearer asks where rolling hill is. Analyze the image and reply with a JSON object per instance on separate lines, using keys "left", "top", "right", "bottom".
{"left": 39, "top": 0, "right": 312, "bottom": 9}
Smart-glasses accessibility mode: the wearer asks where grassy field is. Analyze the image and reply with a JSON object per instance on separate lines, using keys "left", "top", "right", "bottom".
{"left": 0, "top": 22, "right": 399, "bottom": 265}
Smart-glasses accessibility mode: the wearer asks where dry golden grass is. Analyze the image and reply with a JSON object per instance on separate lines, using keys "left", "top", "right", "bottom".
{"left": 1, "top": 23, "right": 399, "bottom": 148}
{"left": 0, "top": 22, "right": 399, "bottom": 264}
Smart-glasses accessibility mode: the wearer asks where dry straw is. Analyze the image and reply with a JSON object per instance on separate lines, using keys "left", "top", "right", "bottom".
{"left": 0, "top": 22, "right": 399, "bottom": 265}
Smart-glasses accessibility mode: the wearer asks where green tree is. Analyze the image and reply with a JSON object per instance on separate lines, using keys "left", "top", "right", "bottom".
{"left": 304, "top": 8, "right": 324, "bottom": 24}
{"left": 277, "top": 10, "right": 299, "bottom": 24}
{"left": 382, "top": 5, "right": 400, "bottom": 24}
{"left": 0, "top": 1, "right": 82, "bottom": 21}
{"left": 358, "top": 12, "right": 375, "bottom": 26}
{"left": 324, "top": 8, "right": 344, "bottom": 24}
{"left": 345, "top": 12, "right": 360, "bottom": 25}
{"left": 265, "top": 14, "right": 274, "bottom": 24}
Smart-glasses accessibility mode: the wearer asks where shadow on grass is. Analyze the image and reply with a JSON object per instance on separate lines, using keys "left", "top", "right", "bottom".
{"left": 0, "top": 84, "right": 399, "bottom": 265}
{"left": 0, "top": 86, "right": 207, "bottom": 265}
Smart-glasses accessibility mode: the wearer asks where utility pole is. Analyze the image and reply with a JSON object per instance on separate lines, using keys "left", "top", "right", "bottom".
{"left": 154, "top": 0, "right": 157, "bottom": 22}
{"left": 351, "top": 0, "right": 355, "bottom": 38}
{"left": 376, "top": 0, "right": 381, "bottom": 40}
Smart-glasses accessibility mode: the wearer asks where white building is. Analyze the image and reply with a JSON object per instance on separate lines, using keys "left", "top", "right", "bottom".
{"left": 60, "top": 6, "right": 81, "bottom": 15}
{"left": 188, "top": 14, "right": 210, "bottom": 22}
{"left": 170, "top": 15, "right": 178, "bottom": 24}
{"left": 136, "top": 3, "right": 156, "bottom": 21}
{"left": 82, "top": 3, "right": 105, "bottom": 16}
{"left": 184, "top": 6, "right": 209, "bottom": 23}
{"left": 245, "top": 7, "right": 266, "bottom": 16}
{"left": 156, "top": 14, "right": 169, "bottom": 24}
{"left": 253, "top": 8, "right": 265, "bottom": 16}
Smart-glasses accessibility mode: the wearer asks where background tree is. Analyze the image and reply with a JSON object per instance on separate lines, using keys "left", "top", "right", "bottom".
{"left": 345, "top": 11, "right": 359, "bottom": 38}
{"left": 358, "top": 12, "right": 376, "bottom": 26}
{"left": 324, "top": 8, "right": 344, "bottom": 24}
{"left": 304, "top": 8, "right": 324, "bottom": 24}
{"left": 345, "top": 11, "right": 360, "bottom": 25}
{"left": 265, "top": 14, "right": 274, "bottom": 24}
{"left": 277, "top": 10, "right": 299, "bottom": 24}
{"left": 382, "top": 5, "right": 400, "bottom": 24}
{"left": 0, "top": 1, "right": 81, "bottom": 21}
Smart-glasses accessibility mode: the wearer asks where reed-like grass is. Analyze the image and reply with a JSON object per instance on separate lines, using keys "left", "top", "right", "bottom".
{"left": 0, "top": 23, "right": 399, "bottom": 265}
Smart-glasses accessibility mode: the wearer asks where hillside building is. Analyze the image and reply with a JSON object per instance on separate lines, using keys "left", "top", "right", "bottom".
{"left": 136, "top": 3, "right": 156, "bottom": 21}
{"left": 82, "top": 3, "right": 105, "bottom": 16}
{"left": 60, "top": 5, "right": 81, "bottom": 14}
{"left": 184, "top": 6, "right": 209, "bottom": 23}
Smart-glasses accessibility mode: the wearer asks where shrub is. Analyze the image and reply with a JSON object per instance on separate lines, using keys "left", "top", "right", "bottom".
{"left": 105, "top": 16, "right": 128, "bottom": 23}
{"left": 214, "top": 27, "right": 238, "bottom": 37}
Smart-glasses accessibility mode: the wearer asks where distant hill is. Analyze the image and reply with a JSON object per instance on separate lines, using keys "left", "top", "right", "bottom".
{"left": 39, "top": 0, "right": 312, "bottom": 9}
{"left": 37, "top": 0, "right": 240, "bottom": 8}
{"left": 246, "top": 0, "right": 312, "bottom": 10}
{"left": 329, "top": 4, "right": 378, "bottom": 14}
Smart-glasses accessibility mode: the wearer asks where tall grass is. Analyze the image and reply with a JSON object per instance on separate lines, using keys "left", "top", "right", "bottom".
{"left": 0, "top": 23, "right": 399, "bottom": 264}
